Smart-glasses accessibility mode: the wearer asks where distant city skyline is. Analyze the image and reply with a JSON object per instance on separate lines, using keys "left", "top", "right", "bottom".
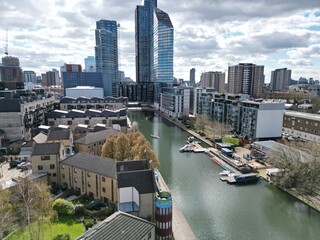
{"left": 0, "top": 0, "right": 320, "bottom": 82}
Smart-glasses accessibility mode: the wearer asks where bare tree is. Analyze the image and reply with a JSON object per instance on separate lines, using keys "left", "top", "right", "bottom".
{"left": 267, "top": 141, "right": 320, "bottom": 203}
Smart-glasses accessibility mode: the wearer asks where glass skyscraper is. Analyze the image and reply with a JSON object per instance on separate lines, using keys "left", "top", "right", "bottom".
{"left": 154, "top": 8, "right": 173, "bottom": 83}
{"left": 135, "top": 0, "right": 173, "bottom": 84}
{"left": 95, "top": 20, "right": 118, "bottom": 97}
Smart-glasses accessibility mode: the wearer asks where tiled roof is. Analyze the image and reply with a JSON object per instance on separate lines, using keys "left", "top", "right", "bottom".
{"left": 47, "top": 129, "right": 71, "bottom": 141}
{"left": 32, "top": 142, "right": 61, "bottom": 156}
{"left": 76, "top": 211, "right": 155, "bottom": 240}
{"left": 75, "top": 128, "right": 119, "bottom": 145}
{"left": 116, "top": 160, "right": 150, "bottom": 172}
{"left": 60, "top": 152, "right": 117, "bottom": 179}
{"left": 118, "top": 169, "right": 155, "bottom": 194}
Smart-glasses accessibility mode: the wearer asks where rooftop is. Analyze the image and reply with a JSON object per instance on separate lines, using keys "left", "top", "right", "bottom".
{"left": 75, "top": 128, "right": 119, "bottom": 145}
{"left": 76, "top": 211, "right": 155, "bottom": 240}
{"left": 60, "top": 152, "right": 117, "bottom": 179}
{"left": 285, "top": 110, "right": 320, "bottom": 122}
{"left": 47, "top": 129, "right": 71, "bottom": 141}
{"left": 118, "top": 169, "right": 155, "bottom": 194}
{"left": 32, "top": 142, "right": 61, "bottom": 156}
{"left": 116, "top": 160, "right": 150, "bottom": 172}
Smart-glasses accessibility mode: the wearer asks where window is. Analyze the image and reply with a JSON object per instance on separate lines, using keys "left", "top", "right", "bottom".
{"left": 53, "top": 173, "right": 57, "bottom": 177}
{"left": 62, "top": 174, "right": 65, "bottom": 178}
{"left": 74, "top": 178, "right": 78, "bottom": 183}
{"left": 38, "top": 165, "right": 43, "bottom": 170}
{"left": 88, "top": 183, "right": 91, "bottom": 188}
{"left": 102, "top": 187, "right": 106, "bottom": 193}
{"left": 50, "top": 164, "right": 55, "bottom": 169}
{"left": 87, "top": 172, "right": 91, "bottom": 177}
{"left": 84, "top": 120, "right": 89, "bottom": 124}
{"left": 41, "top": 156, "right": 50, "bottom": 160}
{"left": 102, "top": 177, "right": 105, "bottom": 182}
{"left": 61, "top": 165, "right": 65, "bottom": 169}
{"left": 67, "top": 120, "right": 72, "bottom": 125}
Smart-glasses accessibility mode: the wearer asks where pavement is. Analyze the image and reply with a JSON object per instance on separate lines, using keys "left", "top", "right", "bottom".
{"left": 157, "top": 172, "right": 197, "bottom": 240}
{"left": 0, "top": 162, "right": 32, "bottom": 188}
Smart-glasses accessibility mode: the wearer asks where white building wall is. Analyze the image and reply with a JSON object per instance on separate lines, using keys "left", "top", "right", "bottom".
{"left": 66, "top": 88, "right": 104, "bottom": 99}
{"left": 256, "top": 109, "right": 284, "bottom": 138}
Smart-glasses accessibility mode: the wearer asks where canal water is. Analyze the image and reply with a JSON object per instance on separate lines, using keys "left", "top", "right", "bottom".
{"left": 129, "top": 111, "right": 320, "bottom": 240}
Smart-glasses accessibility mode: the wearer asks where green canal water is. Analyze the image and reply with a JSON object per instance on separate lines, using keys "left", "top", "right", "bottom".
{"left": 129, "top": 111, "right": 320, "bottom": 240}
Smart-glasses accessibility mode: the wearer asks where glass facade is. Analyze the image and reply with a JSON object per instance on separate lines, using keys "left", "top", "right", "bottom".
{"left": 95, "top": 20, "right": 118, "bottom": 97}
{"left": 154, "top": 8, "right": 174, "bottom": 84}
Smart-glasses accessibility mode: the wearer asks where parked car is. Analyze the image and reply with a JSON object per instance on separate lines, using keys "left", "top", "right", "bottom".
{"left": 17, "top": 162, "right": 28, "bottom": 169}
{"left": 21, "top": 162, "right": 31, "bottom": 171}
{"left": 9, "top": 160, "right": 22, "bottom": 168}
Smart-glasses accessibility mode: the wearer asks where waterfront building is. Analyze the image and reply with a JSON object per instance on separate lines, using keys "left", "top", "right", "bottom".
{"left": 194, "top": 87, "right": 216, "bottom": 116}
{"left": 239, "top": 100, "right": 284, "bottom": 140}
{"left": 159, "top": 87, "right": 190, "bottom": 118}
{"left": 200, "top": 71, "right": 225, "bottom": 93}
{"left": 283, "top": 111, "right": 320, "bottom": 143}
{"left": 190, "top": 68, "right": 196, "bottom": 86}
{"left": 270, "top": 68, "right": 291, "bottom": 91}
{"left": 95, "top": 20, "right": 119, "bottom": 97}
{"left": 74, "top": 128, "right": 119, "bottom": 156}
{"left": 65, "top": 86, "right": 104, "bottom": 99}
{"left": 76, "top": 211, "right": 156, "bottom": 240}
{"left": 117, "top": 160, "right": 156, "bottom": 222}
{"left": 60, "top": 96, "right": 127, "bottom": 111}
{"left": 46, "top": 108, "right": 128, "bottom": 132}
{"left": 134, "top": 0, "right": 174, "bottom": 103}
{"left": 227, "top": 63, "right": 264, "bottom": 98}
{"left": 153, "top": 8, "right": 174, "bottom": 84}
{"left": 84, "top": 56, "right": 95, "bottom": 72}
{"left": 0, "top": 56, "right": 23, "bottom": 90}
{"left": 23, "top": 71, "right": 36, "bottom": 83}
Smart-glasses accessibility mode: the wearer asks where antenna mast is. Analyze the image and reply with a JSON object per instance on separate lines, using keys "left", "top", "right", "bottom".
{"left": 5, "top": 29, "right": 8, "bottom": 55}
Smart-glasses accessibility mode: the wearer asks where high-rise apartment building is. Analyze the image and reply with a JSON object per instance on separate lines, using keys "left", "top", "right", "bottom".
{"left": 153, "top": 8, "right": 174, "bottom": 83}
{"left": 84, "top": 56, "right": 96, "bottom": 72}
{"left": 23, "top": 71, "right": 36, "bottom": 83}
{"left": 135, "top": 0, "right": 173, "bottom": 85}
{"left": 95, "top": 20, "right": 118, "bottom": 97}
{"left": 227, "top": 63, "right": 264, "bottom": 98}
{"left": 135, "top": 0, "right": 157, "bottom": 83}
{"left": 200, "top": 71, "right": 225, "bottom": 93}
{"left": 190, "top": 68, "right": 196, "bottom": 86}
{"left": 0, "top": 56, "right": 23, "bottom": 90}
{"left": 45, "top": 69, "right": 60, "bottom": 87}
{"left": 270, "top": 68, "right": 291, "bottom": 91}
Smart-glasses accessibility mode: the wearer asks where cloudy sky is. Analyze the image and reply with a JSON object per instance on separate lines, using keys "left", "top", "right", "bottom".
{"left": 1, "top": 0, "right": 320, "bottom": 83}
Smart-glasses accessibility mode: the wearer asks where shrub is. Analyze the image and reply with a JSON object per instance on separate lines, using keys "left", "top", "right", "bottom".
{"left": 52, "top": 198, "right": 75, "bottom": 216}
{"left": 83, "top": 218, "right": 95, "bottom": 230}
{"left": 52, "top": 233, "right": 71, "bottom": 240}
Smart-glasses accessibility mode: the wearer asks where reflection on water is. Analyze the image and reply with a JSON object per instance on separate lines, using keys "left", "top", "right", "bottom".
{"left": 129, "top": 111, "right": 320, "bottom": 240}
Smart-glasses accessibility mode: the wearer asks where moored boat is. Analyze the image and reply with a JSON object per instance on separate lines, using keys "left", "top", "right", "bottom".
{"left": 151, "top": 134, "right": 160, "bottom": 139}
{"left": 227, "top": 173, "right": 259, "bottom": 184}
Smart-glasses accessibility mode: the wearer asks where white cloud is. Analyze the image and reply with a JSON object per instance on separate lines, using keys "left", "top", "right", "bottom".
{"left": 0, "top": 0, "right": 319, "bottom": 82}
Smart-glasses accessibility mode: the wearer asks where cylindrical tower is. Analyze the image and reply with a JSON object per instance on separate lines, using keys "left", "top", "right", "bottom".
{"left": 155, "top": 191, "right": 173, "bottom": 239}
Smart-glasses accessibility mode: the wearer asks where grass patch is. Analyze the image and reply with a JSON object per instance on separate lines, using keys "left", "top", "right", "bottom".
{"left": 222, "top": 137, "right": 240, "bottom": 146}
{"left": 5, "top": 216, "right": 85, "bottom": 240}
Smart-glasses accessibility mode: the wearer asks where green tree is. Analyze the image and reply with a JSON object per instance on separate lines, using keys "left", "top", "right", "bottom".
{"left": 52, "top": 198, "right": 75, "bottom": 217}
{"left": 13, "top": 180, "right": 56, "bottom": 240}
{"left": 0, "top": 189, "right": 15, "bottom": 237}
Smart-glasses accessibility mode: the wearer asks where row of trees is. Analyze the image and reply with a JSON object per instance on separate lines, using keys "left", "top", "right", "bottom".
{"left": 0, "top": 180, "right": 55, "bottom": 240}
{"left": 101, "top": 129, "right": 160, "bottom": 169}
{"left": 194, "top": 114, "right": 232, "bottom": 140}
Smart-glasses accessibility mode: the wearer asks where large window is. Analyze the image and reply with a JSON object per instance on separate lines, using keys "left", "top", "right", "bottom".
{"left": 38, "top": 165, "right": 43, "bottom": 170}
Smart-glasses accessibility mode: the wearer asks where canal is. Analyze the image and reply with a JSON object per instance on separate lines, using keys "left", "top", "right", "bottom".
{"left": 129, "top": 110, "right": 320, "bottom": 240}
